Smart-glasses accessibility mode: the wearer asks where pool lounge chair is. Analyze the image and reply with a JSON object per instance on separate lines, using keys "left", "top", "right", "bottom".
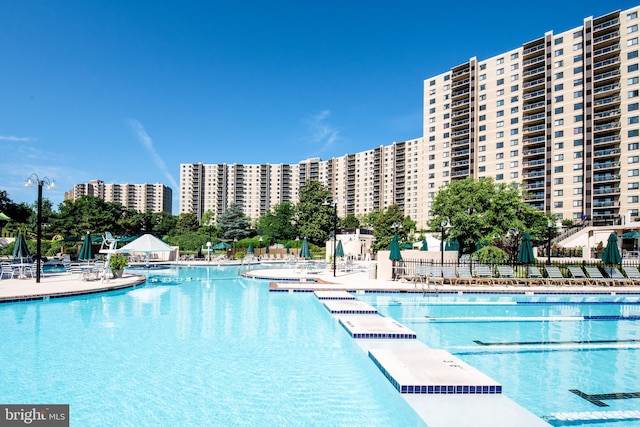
{"left": 623, "top": 266, "right": 640, "bottom": 285}
{"left": 473, "top": 264, "right": 494, "bottom": 285}
{"left": 1, "top": 263, "right": 18, "bottom": 279}
{"left": 456, "top": 265, "right": 475, "bottom": 286}
{"left": 441, "top": 266, "right": 458, "bottom": 285}
{"left": 544, "top": 265, "right": 570, "bottom": 286}
{"left": 584, "top": 267, "right": 614, "bottom": 286}
{"left": 496, "top": 265, "right": 518, "bottom": 286}
{"left": 526, "top": 266, "right": 545, "bottom": 286}
{"left": 604, "top": 267, "right": 630, "bottom": 286}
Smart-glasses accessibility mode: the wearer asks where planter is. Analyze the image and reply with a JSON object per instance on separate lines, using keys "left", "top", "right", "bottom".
{"left": 112, "top": 269, "right": 124, "bottom": 278}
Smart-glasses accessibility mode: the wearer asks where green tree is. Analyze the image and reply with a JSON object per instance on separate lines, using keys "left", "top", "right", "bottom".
{"left": 176, "top": 212, "right": 200, "bottom": 234}
{"left": 428, "top": 177, "right": 549, "bottom": 255}
{"left": 49, "top": 196, "right": 127, "bottom": 238}
{"left": 295, "top": 180, "right": 334, "bottom": 246}
{"left": 339, "top": 214, "right": 360, "bottom": 229}
{"left": 217, "top": 204, "right": 251, "bottom": 241}
{"left": 371, "top": 205, "right": 415, "bottom": 252}
{"left": 256, "top": 202, "right": 297, "bottom": 242}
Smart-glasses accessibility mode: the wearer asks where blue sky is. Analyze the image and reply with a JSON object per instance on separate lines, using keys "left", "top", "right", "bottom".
{"left": 2, "top": 0, "right": 638, "bottom": 213}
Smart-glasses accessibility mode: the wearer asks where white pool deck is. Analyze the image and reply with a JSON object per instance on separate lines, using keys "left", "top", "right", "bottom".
{"left": 4, "top": 261, "right": 640, "bottom": 426}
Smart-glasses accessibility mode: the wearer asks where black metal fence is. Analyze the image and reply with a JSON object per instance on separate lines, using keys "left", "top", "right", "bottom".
{"left": 397, "top": 257, "right": 640, "bottom": 279}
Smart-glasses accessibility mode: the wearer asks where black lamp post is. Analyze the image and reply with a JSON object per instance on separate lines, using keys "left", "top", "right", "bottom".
{"left": 547, "top": 219, "right": 553, "bottom": 265}
{"left": 24, "top": 174, "right": 55, "bottom": 283}
{"left": 440, "top": 218, "right": 449, "bottom": 274}
{"left": 508, "top": 228, "right": 519, "bottom": 264}
{"left": 324, "top": 198, "right": 338, "bottom": 277}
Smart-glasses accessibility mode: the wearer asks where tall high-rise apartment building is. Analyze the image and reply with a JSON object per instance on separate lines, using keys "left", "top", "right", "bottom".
{"left": 181, "top": 6, "right": 640, "bottom": 229}
{"left": 425, "top": 6, "right": 640, "bottom": 226}
{"left": 179, "top": 138, "right": 421, "bottom": 223}
{"left": 65, "top": 180, "right": 173, "bottom": 214}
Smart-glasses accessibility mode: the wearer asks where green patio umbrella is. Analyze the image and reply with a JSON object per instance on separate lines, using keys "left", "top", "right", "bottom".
{"left": 388, "top": 234, "right": 402, "bottom": 261}
{"left": 335, "top": 240, "right": 344, "bottom": 258}
{"left": 247, "top": 243, "right": 254, "bottom": 254}
{"left": 420, "top": 238, "right": 428, "bottom": 251}
{"left": 0, "top": 212, "right": 10, "bottom": 221}
{"left": 602, "top": 233, "right": 622, "bottom": 267}
{"left": 445, "top": 240, "right": 459, "bottom": 252}
{"left": 285, "top": 244, "right": 290, "bottom": 254}
{"left": 78, "top": 232, "right": 94, "bottom": 261}
{"left": 265, "top": 244, "right": 270, "bottom": 254}
{"left": 517, "top": 233, "right": 536, "bottom": 265}
{"left": 622, "top": 231, "right": 640, "bottom": 239}
{"left": 12, "top": 231, "right": 30, "bottom": 260}
{"left": 212, "top": 242, "right": 231, "bottom": 250}
{"left": 299, "top": 237, "right": 311, "bottom": 259}
{"left": 400, "top": 242, "right": 413, "bottom": 249}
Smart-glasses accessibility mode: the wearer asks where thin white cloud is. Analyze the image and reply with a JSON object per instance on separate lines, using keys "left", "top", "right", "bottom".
{"left": 128, "top": 119, "right": 179, "bottom": 189}
{"left": 305, "top": 110, "right": 339, "bottom": 152}
{"left": 0, "top": 135, "right": 35, "bottom": 142}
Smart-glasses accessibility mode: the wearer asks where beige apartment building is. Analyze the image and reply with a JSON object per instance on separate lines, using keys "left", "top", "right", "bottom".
{"left": 426, "top": 6, "right": 640, "bottom": 227}
{"left": 65, "top": 179, "right": 173, "bottom": 214}
{"left": 179, "top": 138, "right": 420, "bottom": 223}
{"left": 181, "top": 6, "right": 640, "bottom": 230}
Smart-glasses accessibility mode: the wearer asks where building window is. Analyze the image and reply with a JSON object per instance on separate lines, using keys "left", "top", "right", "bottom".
{"left": 629, "top": 182, "right": 640, "bottom": 190}
{"left": 631, "top": 25, "right": 639, "bottom": 34}
{"left": 496, "top": 141, "right": 504, "bottom": 149}
{"left": 511, "top": 52, "right": 519, "bottom": 60}
{"left": 555, "top": 166, "right": 564, "bottom": 173}
{"left": 630, "top": 50, "right": 639, "bottom": 59}
{"left": 510, "top": 172, "right": 518, "bottom": 179}
{"left": 629, "top": 37, "right": 639, "bottom": 46}
{"left": 554, "top": 178, "right": 564, "bottom": 184}
{"left": 629, "top": 196, "right": 639, "bottom": 203}
{"left": 496, "top": 174, "right": 504, "bottom": 180}
{"left": 479, "top": 166, "right": 485, "bottom": 172}
{"left": 629, "top": 142, "right": 640, "bottom": 150}
{"left": 629, "top": 156, "right": 640, "bottom": 163}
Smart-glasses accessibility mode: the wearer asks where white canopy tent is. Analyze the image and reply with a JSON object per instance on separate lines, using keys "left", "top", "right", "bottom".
{"left": 117, "top": 234, "right": 175, "bottom": 266}
{"left": 412, "top": 235, "right": 443, "bottom": 251}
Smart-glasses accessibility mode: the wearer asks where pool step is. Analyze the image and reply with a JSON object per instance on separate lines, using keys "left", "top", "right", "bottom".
{"left": 314, "top": 290, "right": 355, "bottom": 300}
{"left": 369, "top": 348, "right": 502, "bottom": 395}
{"left": 338, "top": 316, "right": 416, "bottom": 339}
{"left": 322, "top": 300, "right": 377, "bottom": 314}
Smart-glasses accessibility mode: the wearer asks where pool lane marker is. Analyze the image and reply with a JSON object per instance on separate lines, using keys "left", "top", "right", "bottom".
{"left": 569, "top": 389, "right": 640, "bottom": 407}
{"left": 473, "top": 338, "right": 640, "bottom": 346}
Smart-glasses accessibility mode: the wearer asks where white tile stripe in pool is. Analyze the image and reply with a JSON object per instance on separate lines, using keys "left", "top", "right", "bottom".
{"left": 549, "top": 410, "right": 640, "bottom": 423}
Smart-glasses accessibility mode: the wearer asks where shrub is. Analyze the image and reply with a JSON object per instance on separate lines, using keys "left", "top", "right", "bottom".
{"left": 109, "top": 254, "right": 129, "bottom": 270}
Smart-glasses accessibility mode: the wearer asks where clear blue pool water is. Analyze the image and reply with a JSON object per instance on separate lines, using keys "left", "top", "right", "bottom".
{"left": 357, "top": 292, "right": 640, "bottom": 427}
{"left": 0, "top": 265, "right": 426, "bottom": 426}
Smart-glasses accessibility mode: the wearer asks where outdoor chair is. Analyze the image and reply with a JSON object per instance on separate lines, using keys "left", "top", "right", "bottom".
{"left": 584, "top": 267, "right": 614, "bottom": 286}
{"left": 455, "top": 265, "right": 474, "bottom": 286}
{"left": 604, "top": 267, "right": 629, "bottom": 286}
{"left": 495, "top": 265, "right": 517, "bottom": 286}
{"left": 1, "top": 263, "right": 18, "bottom": 279}
{"left": 567, "top": 266, "right": 588, "bottom": 280}
{"left": 441, "top": 266, "right": 458, "bottom": 285}
{"left": 623, "top": 267, "right": 640, "bottom": 285}
{"left": 544, "top": 265, "right": 570, "bottom": 286}
{"left": 474, "top": 264, "right": 494, "bottom": 285}
{"left": 525, "top": 266, "right": 545, "bottom": 286}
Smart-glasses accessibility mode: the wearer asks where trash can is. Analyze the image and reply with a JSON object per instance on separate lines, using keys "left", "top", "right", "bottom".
{"left": 368, "top": 265, "right": 376, "bottom": 279}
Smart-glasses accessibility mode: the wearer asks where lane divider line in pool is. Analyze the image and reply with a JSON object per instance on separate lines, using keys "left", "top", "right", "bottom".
{"left": 548, "top": 409, "right": 640, "bottom": 423}
{"left": 398, "top": 314, "right": 640, "bottom": 323}
{"left": 569, "top": 389, "right": 640, "bottom": 407}
{"left": 473, "top": 338, "right": 640, "bottom": 347}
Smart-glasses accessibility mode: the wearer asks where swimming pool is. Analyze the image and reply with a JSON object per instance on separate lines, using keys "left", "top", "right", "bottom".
{"left": 357, "top": 292, "right": 640, "bottom": 427}
{"left": 0, "top": 266, "right": 426, "bottom": 426}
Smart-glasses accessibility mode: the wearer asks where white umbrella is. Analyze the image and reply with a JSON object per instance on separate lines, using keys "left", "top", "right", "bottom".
{"left": 117, "top": 234, "right": 173, "bottom": 266}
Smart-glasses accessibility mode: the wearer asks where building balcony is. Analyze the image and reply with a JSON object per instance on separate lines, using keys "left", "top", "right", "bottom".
{"left": 593, "top": 187, "right": 621, "bottom": 195}
{"left": 451, "top": 78, "right": 470, "bottom": 88}
{"left": 523, "top": 89, "right": 546, "bottom": 101}
{"left": 593, "top": 17, "right": 619, "bottom": 33}
{"left": 451, "top": 118, "right": 470, "bottom": 128}
{"left": 593, "top": 69, "right": 621, "bottom": 84}
{"left": 594, "top": 147, "right": 621, "bottom": 158}
{"left": 523, "top": 43, "right": 545, "bottom": 57}
{"left": 593, "top": 121, "right": 621, "bottom": 133}
{"left": 593, "top": 43, "right": 620, "bottom": 59}
{"left": 593, "top": 174, "right": 621, "bottom": 183}
{"left": 593, "top": 200, "right": 620, "bottom": 208}
{"left": 523, "top": 147, "right": 546, "bottom": 156}
{"left": 522, "top": 170, "right": 545, "bottom": 179}
{"left": 523, "top": 124, "right": 546, "bottom": 134}
{"left": 523, "top": 100, "right": 545, "bottom": 112}
{"left": 523, "top": 77, "right": 545, "bottom": 89}
{"left": 593, "top": 108, "right": 621, "bottom": 121}
{"left": 523, "top": 159, "right": 546, "bottom": 168}
{"left": 593, "top": 56, "right": 620, "bottom": 71}
{"left": 593, "top": 30, "right": 620, "bottom": 46}
{"left": 451, "top": 149, "right": 469, "bottom": 158}
{"left": 523, "top": 112, "right": 545, "bottom": 123}
{"left": 593, "top": 82, "right": 620, "bottom": 96}
{"left": 594, "top": 134, "right": 621, "bottom": 145}
{"left": 523, "top": 135, "right": 546, "bottom": 145}
{"left": 451, "top": 98, "right": 470, "bottom": 108}
{"left": 593, "top": 161, "right": 621, "bottom": 170}
{"left": 451, "top": 108, "right": 470, "bottom": 118}
{"left": 523, "top": 66, "right": 545, "bottom": 78}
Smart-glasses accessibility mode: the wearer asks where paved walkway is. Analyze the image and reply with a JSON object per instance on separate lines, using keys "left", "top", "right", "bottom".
{"left": 0, "top": 272, "right": 145, "bottom": 302}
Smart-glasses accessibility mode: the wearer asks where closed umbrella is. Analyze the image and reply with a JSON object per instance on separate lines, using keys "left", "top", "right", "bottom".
{"left": 517, "top": 233, "right": 535, "bottom": 264}
{"left": 12, "top": 231, "right": 30, "bottom": 260}
{"left": 299, "top": 237, "right": 311, "bottom": 259}
{"left": 389, "top": 233, "right": 402, "bottom": 280}
{"left": 335, "top": 240, "right": 344, "bottom": 258}
{"left": 285, "top": 244, "right": 290, "bottom": 254}
{"left": 265, "top": 244, "right": 270, "bottom": 254}
{"left": 78, "top": 232, "right": 94, "bottom": 262}
{"left": 420, "top": 238, "right": 428, "bottom": 251}
{"left": 388, "top": 234, "right": 402, "bottom": 261}
{"left": 247, "top": 243, "right": 254, "bottom": 254}
{"left": 602, "top": 233, "right": 622, "bottom": 268}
